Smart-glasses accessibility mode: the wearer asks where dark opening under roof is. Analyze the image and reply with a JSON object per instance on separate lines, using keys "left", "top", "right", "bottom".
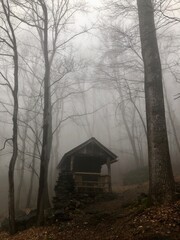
{"left": 57, "top": 137, "right": 118, "bottom": 169}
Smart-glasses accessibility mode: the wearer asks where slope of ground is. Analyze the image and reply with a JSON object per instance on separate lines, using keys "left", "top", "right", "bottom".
{"left": 0, "top": 182, "right": 179, "bottom": 240}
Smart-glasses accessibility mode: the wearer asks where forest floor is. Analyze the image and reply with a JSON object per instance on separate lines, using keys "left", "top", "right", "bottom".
{"left": 0, "top": 180, "right": 180, "bottom": 240}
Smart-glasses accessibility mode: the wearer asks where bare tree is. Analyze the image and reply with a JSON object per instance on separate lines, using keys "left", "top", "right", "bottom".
{"left": 137, "top": 0, "right": 175, "bottom": 204}
{"left": 96, "top": 39, "right": 145, "bottom": 168}
{"left": 15, "top": 111, "right": 29, "bottom": 211}
{"left": 26, "top": 119, "right": 40, "bottom": 208}
{"left": 0, "top": 0, "right": 19, "bottom": 234}
{"left": 13, "top": 0, "right": 87, "bottom": 225}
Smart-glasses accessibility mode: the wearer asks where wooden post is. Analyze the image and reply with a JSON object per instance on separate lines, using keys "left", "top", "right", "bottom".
{"left": 107, "top": 158, "right": 112, "bottom": 192}
{"left": 70, "top": 156, "right": 74, "bottom": 172}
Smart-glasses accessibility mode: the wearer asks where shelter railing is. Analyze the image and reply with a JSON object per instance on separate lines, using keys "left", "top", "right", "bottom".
{"left": 73, "top": 172, "right": 110, "bottom": 192}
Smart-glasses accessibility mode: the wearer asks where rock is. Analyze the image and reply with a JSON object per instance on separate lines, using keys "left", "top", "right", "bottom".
{"left": 54, "top": 210, "right": 72, "bottom": 221}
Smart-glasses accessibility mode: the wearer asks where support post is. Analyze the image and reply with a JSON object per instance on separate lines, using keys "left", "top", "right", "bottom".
{"left": 70, "top": 156, "right": 74, "bottom": 172}
{"left": 107, "top": 158, "right": 112, "bottom": 193}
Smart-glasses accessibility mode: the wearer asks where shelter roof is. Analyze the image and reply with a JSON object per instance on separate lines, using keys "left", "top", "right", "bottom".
{"left": 57, "top": 137, "right": 117, "bottom": 169}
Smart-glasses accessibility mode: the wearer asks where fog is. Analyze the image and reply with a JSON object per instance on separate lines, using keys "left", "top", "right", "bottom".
{"left": 0, "top": 0, "right": 180, "bottom": 221}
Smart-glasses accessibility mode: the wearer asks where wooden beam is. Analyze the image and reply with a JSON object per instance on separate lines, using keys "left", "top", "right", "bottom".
{"left": 70, "top": 156, "right": 74, "bottom": 172}
{"left": 107, "top": 157, "right": 112, "bottom": 192}
{"left": 74, "top": 172, "right": 100, "bottom": 176}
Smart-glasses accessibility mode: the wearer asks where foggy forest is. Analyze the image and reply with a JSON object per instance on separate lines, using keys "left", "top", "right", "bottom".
{"left": 0, "top": 0, "right": 180, "bottom": 239}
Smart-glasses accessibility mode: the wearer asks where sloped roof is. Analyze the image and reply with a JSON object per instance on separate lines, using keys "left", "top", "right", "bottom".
{"left": 57, "top": 137, "right": 117, "bottom": 169}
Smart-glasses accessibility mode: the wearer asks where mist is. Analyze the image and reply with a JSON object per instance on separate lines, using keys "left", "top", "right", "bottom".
{"left": 0, "top": 0, "right": 180, "bottom": 231}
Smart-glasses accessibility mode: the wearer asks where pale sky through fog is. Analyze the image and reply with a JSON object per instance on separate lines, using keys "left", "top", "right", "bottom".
{"left": 72, "top": 0, "right": 102, "bottom": 60}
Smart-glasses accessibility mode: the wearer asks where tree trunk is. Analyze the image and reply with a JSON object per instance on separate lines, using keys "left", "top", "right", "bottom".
{"left": 1, "top": 0, "right": 20, "bottom": 233}
{"left": 16, "top": 116, "right": 29, "bottom": 211}
{"left": 49, "top": 94, "right": 63, "bottom": 199}
{"left": 36, "top": 2, "right": 52, "bottom": 225}
{"left": 8, "top": 47, "right": 18, "bottom": 235}
{"left": 164, "top": 84, "right": 180, "bottom": 155}
{"left": 137, "top": 0, "right": 175, "bottom": 205}
{"left": 26, "top": 136, "right": 38, "bottom": 208}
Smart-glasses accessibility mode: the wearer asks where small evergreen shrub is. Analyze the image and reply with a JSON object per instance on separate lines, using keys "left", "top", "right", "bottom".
{"left": 123, "top": 166, "right": 149, "bottom": 185}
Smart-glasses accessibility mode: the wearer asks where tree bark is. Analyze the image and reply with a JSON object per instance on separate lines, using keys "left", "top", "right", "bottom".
{"left": 164, "top": 84, "right": 180, "bottom": 155}
{"left": 36, "top": 2, "right": 52, "bottom": 225}
{"left": 0, "top": 0, "right": 19, "bottom": 234}
{"left": 26, "top": 135, "right": 38, "bottom": 208}
{"left": 9, "top": 47, "right": 18, "bottom": 235}
{"left": 137, "top": 0, "right": 175, "bottom": 205}
{"left": 16, "top": 114, "right": 29, "bottom": 211}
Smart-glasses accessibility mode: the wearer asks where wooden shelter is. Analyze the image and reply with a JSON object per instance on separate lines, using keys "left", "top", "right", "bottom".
{"left": 56, "top": 137, "right": 117, "bottom": 193}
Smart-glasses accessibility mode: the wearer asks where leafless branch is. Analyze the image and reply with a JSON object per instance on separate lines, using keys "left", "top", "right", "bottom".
{"left": 0, "top": 138, "right": 12, "bottom": 151}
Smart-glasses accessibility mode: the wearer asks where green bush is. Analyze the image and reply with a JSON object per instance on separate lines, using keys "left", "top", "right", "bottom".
{"left": 123, "top": 166, "right": 149, "bottom": 185}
